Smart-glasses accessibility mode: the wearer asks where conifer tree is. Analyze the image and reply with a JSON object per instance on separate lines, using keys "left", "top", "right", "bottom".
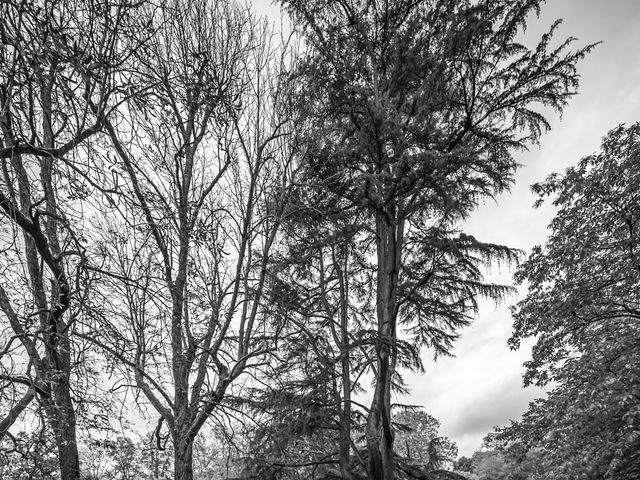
{"left": 278, "top": 1, "right": 594, "bottom": 477}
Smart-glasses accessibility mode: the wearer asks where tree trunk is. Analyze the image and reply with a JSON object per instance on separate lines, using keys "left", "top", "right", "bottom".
{"left": 174, "top": 436, "right": 194, "bottom": 480}
{"left": 367, "top": 214, "right": 402, "bottom": 480}
{"left": 44, "top": 368, "right": 80, "bottom": 480}
{"left": 366, "top": 353, "right": 393, "bottom": 480}
{"left": 53, "top": 401, "right": 81, "bottom": 480}
{"left": 337, "top": 248, "right": 355, "bottom": 480}
{"left": 339, "top": 345, "right": 355, "bottom": 480}
{"left": 41, "top": 70, "right": 81, "bottom": 480}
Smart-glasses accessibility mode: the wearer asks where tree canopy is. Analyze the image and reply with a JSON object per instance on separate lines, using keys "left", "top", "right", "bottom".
{"left": 497, "top": 123, "right": 640, "bottom": 479}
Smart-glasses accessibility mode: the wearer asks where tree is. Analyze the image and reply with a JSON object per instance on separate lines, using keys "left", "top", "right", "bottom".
{"left": 454, "top": 432, "right": 547, "bottom": 480}
{"left": 0, "top": 1, "right": 140, "bottom": 477}
{"left": 242, "top": 362, "right": 345, "bottom": 480}
{"left": 277, "top": 1, "right": 594, "bottom": 478}
{"left": 503, "top": 123, "right": 640, "bottom": 479}
{"left": 467, "top": 450, "right": 510, "bottom": 480}
{"left": 77, "top": 2, "right": 300, "bottom": 479}
{"left": 393, "top": 409, "right": 457, "bottom": 474}
{"left": 265, "top": 193, "right": 377, "bottom": 480}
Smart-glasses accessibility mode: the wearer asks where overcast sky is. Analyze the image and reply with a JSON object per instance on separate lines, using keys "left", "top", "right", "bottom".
{"left": 253, "top": 0, "right": 640, "bottom": 458}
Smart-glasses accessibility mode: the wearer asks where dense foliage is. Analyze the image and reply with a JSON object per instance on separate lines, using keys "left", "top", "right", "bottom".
{"left": 494, "top": 124, "right": 640, "bottom": 479}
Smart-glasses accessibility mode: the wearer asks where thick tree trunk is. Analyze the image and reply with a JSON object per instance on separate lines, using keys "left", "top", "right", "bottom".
{"left": 366, "top": 351, "right": 394, "bottom": 480}
{"left": 366, "top": 215, "right": 402, "bottom": 480}
{"left": 174, "top": 436, "right": 194, "bottom": 480}
{"left": 44, "top": 360, "right": 81, "bottom": 480}
{"left": 366, "top": 382, "right": 385, "bottom": 480}
{"left": 53, "top": 398, "right": 81, "bottom": 480}
{"left": 56, "top": 361, "right": 80, "bottom": 480}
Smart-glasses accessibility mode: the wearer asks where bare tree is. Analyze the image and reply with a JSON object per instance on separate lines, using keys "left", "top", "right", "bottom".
{"left": 78, "top": 2, "right": 300, "bottom": 478}
{"left": 0, "top": 1, "right": 140, "bottom": 478}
